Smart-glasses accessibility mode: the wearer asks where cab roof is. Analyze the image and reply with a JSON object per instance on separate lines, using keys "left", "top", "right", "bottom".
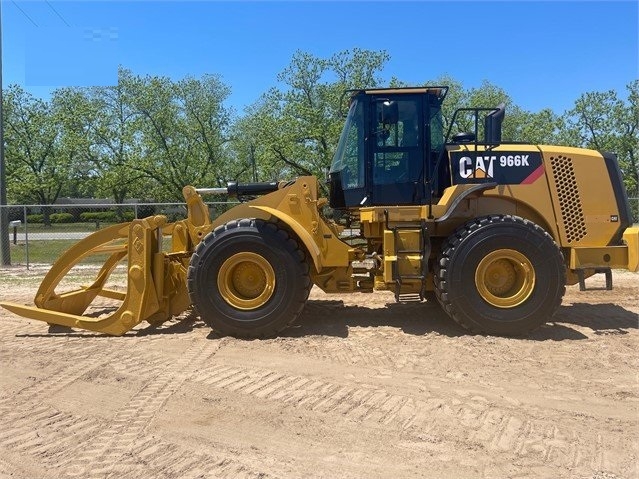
{"left": 349, "top": 86, "right": 449, "bottom": 100}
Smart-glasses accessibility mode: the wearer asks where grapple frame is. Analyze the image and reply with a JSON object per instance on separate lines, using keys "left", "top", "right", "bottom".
{"left": 0, "top": 186, "right": 211, "bottom": 335}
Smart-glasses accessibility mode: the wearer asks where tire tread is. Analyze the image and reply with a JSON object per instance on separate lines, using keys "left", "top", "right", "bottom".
{"left": 434, "top": 214, "right": 566, "bottom": 336}
{"left": 187, "top": 219, "right": 311, "bottom": 339}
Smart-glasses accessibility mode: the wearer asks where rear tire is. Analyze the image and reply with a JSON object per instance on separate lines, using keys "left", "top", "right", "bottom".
{"left": 434, "top": 215, "right": 566, "bottom": 336}
{"left": 187, "top": 219, "right": 311, "bottom": 338}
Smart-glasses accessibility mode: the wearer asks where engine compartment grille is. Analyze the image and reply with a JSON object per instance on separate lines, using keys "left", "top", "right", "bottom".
{"left": 550, "top": 155, "right": 587, "bottom": 243}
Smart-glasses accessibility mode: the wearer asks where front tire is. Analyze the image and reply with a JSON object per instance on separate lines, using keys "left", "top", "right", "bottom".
{"left": 187, "top": 219, "right": 311, "bottom": 338}
{"left": 434, "top": 215, "right": 566, "bottom": 336}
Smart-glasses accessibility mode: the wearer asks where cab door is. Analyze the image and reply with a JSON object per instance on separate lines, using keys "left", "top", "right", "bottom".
{"left": 370, "top": 95, "right": 426, "bottom": 205}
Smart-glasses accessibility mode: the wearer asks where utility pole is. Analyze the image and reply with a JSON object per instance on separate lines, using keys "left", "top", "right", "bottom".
{"left": 0, "top": 0, "right": 10, "bottom": 266}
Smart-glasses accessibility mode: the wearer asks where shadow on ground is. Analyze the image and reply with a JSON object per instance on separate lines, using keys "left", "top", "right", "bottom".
{"left": 282, "top": 299, "right": 459, "bottom": 339}
{"left": 531, "top": 302, "right": 639, "bottom": 341}
{"left": 13, "top": 300, "right": 637, "bottom": 342}
{"left": 285, "top": 300, "right": 638, "bottom": 341}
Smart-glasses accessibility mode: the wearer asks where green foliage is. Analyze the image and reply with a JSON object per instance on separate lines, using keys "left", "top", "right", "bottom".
{"left": 125, "top": 70, "right": 237, "bottom": 200}
{"left": 233, "top": 49, "right": 389, "bottom": 184}
{"left": 79, "top": 211, "right": 135, "bottom": 223}
{"left": 52, "top": 73, "right": 147, "bottom": 204}
{"left": 3, "top": 85, "right": 73, "bottom": 205}
{"left": 26, "top": 214, "right": 44, "bottom": 223}
{"left": 49, "top": 213, "right": 74, "bottom": 224}
{"left": 2, "top": 53, "right": 637, "bottom": 204}
{"left": 3, "top": 68, "right": 236, "bottom": 204}
{"left": 561, "top": 81, "right": 638, "bottom": 196}
{"left": 80, "top": 212, "right": 115, "bottom": 222}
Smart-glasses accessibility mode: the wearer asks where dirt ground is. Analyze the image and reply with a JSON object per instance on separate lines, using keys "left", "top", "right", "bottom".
{"left": 0, "top": 266, "right": 637, "bottom": 479}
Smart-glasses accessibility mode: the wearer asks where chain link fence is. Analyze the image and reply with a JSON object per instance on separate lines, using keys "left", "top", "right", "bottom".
{"left": 1, "top": 198, "right": 638, "bottom": 269}
{"left": 0, "top": 201, "right": 238, "bottom": 269}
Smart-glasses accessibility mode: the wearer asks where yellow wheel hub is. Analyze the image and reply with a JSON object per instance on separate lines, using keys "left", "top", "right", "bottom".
{"left": 218, "top": 252, "right": 275, "bottom": 310}
{"left": 475, "top": 249, "right": 535, "bottom": 308}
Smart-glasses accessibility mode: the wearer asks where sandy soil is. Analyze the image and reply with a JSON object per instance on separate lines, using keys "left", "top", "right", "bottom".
{"left": 0, "top": 267, "right": 637, "bottom": 479}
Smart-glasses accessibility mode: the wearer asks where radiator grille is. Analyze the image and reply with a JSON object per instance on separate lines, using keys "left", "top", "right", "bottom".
{"left": 550, "top": 155, "right": 587, "bottom": 243}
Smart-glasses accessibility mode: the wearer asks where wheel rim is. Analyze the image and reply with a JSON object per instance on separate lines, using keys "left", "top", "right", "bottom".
{"left": 218, "top": 252, "right": 276, "bottom": 310}
{"left": 475, "top": 249, "right": 535, "bottom": 308}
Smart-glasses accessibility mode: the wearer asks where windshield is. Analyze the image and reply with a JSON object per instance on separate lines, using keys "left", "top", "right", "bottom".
{"left": 329, "top": 99, "right": 365, "bottom": 189}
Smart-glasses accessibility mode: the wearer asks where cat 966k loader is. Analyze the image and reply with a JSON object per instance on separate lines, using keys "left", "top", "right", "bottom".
{"left": 2, "top": 86, "right": 638, "bottom": 337}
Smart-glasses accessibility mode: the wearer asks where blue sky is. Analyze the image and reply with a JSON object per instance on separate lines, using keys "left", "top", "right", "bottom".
{"left": 3, "top": 1, "right": 638, "bottom": 114}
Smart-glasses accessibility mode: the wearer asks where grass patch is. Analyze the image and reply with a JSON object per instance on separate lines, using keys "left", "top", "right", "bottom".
{"left": 8, "top": 236, "right": 174, "bottom": 266}
{"left": 8, "top": 240, "right": 119, "bottom": 265}
{"left": 10, "top": 240, "right": 87, "bottom": 265}
{"left": 21, "top": 222, "right": 118, "bottom": 233}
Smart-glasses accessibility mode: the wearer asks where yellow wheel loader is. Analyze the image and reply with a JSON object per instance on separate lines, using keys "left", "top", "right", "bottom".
{"left": 2, "top": 87, "right": 638, "bottom": 337}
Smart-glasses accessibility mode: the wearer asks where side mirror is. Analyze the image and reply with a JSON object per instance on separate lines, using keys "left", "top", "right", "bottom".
{"left": 485, "top": 103, "right": 505, "bottom": 144}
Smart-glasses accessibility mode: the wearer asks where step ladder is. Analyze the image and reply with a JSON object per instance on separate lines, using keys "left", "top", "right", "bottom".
{"left": 384, "top": 211, "right": 431, "bottom": 302}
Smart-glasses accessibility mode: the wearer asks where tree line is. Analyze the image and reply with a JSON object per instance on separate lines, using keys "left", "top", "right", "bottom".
{"left": 3, "top": 49, "right": 638, "bottom": 206}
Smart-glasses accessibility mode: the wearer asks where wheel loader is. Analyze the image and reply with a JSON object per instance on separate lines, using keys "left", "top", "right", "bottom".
{"left": 2, "top": 86, "right": 638, "bottom": 337}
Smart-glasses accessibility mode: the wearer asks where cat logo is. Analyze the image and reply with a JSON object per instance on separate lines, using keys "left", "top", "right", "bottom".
{"left": 451, "top": 151, "right": 543, "bottom": 185}
{"left": 459, "top": 155, "right": 495, "bottom": 179}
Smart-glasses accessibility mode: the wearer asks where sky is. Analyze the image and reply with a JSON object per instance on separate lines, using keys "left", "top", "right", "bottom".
{"left": 3, "top": 0, "right": 638, "bottom": 115}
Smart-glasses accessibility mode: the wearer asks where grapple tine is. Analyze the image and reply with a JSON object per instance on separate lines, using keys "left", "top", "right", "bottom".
{"left": 0, "top": 302, "right": 132, "bottom": 336}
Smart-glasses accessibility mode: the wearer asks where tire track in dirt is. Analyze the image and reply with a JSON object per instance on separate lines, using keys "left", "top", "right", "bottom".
{"left": 58, "top": 339, "right": 266, "bottom": 478}
{"left": 0, "top": 351, "right": 115, "bottom": 408}
{"left": 189, "top": 362, "right": 632, "bottom": 475}
{"left": 0, "top": 336, "right": 114, "bottom": 371}
{"left": 448, "top": 402, "right": 613, "bottom": 471}
{"left": 0, "top": 337, "right": 174, "bottom": 405}
{"left": 272, "top": 337, "right": 422, "bottom": 369}
{"left": 106, "top": 434, "right": 271, "bottom": 479}
{"left": 0, "top": 330, "right": 179, "bottom": 392}
{"left": 103, "top": 346, "right": 176, "bottom": 378}
{"left": 0, "top": 345, "right": 144, "bottom": 474}
{"left": 0, "top": 349, "right": 118, "bottom": 475}
{"left": 191, "top": 364, "right": 439, "bottom": 428}
{"left": 1, "top": 277, "right": 637, "bottom": 478}
{"left": 0, "top": 406, "right": 103, "bottom": 475}
{"left": 60, "top": 339, "right": 219, "bottom": 478}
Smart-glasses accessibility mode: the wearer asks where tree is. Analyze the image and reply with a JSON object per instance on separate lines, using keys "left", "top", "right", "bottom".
{"left": 3, "top": 86, "right": 73, "bottom": 224}
{"left": 50, "top": 87, "right": 102, "bottom": 200}
{"left": 562, "top": 81, "right": 638, "bottom": 197}
{"left": 4, "top": 58, "right": 636, "bottom": 212}
{"left": 235, "top": 49, "right": 389, "bottom": 184}
{"left": 126, "top": 72, "right": 235, "bottom": 201}
{"left": 423, "top": 76, "right": 563, "bottom": 145}
{"left": 76, "top": 68, "right": 148, "bottom": 204}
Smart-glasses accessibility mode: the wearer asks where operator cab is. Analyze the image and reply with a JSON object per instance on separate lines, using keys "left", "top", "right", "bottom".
{"left": 329, "top": 87, "right": 448, "bottom": 209}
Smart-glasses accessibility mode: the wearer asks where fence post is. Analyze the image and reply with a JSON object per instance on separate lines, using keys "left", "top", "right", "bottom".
{"left": 24, "top": 205, "right": 29, "bottom": 270}
{"left": 0, "top": 204, "right": 9, "bottom": 265}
